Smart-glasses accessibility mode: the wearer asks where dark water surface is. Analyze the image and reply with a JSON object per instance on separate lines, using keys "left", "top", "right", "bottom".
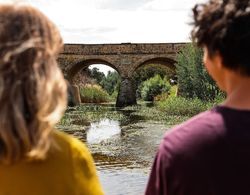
{"left": 58, "top": 103, "right": 170, "bottom": 195}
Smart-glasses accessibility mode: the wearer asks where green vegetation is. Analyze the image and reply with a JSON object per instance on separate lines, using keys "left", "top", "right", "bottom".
{"left": 80, "top": 84, "right": 110, "bottom": 103}
{"left": 176, "top": 43, "right": 223, "bottom": 101}
{"left": 87, "top": 68, "right": 120, "bottom": 100}
{"left": 157, "top": 96, "right": 210, "bottom": 116}
{"left": 89, "top": 67, "right": 105, "bottom": 84}
{"left": 133, "top": 64, "right": 175, "bottom": 98}
{"left": 79, "top": 64, "right": 175, "bottom": 103}
{"left": 100, "top": 71, "right": 121, "bottom": 95}
{"left": 150, "top": 43, "right": 225, "bottom": 118}
{"left": 141, "top": 75, "right": 171, "bottom": 101}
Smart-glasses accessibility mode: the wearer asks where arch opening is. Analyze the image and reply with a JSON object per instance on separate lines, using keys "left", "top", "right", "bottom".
{"left": 68, "top": 60, "right": 121, "bottom": 104}
{"left": 132, "top": 57, "right": 177, "bottom": 103}
{"left": 67, "top": 59, "right": 120, "bottom": 81}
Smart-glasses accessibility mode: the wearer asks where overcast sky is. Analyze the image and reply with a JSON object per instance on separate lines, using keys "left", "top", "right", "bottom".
{"left": 1, "top": 0, "right": 206, "bottom": 44}
{"left": 0, "top": 0, "right": 206, "bottom": 73}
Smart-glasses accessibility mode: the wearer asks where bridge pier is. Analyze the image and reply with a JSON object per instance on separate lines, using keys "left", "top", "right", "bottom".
{"left": 116, "top": 77, "right": 137, "bottom": 107}
{"left": 68, "top": 84, "right": 81, "bottom": 106}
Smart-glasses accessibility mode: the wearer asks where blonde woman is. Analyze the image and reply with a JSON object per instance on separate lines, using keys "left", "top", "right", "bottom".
{"left": 0, "top": 4, "right": 103, "bottom": 195}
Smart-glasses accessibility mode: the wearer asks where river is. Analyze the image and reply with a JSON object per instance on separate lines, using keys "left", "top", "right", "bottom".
{"left": 57, "top": 103, "right": 185, "bottom": 195}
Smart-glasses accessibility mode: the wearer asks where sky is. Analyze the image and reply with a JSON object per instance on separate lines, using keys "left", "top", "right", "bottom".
{"left": 1, "top": 0, "right": 206, "bottom": 44}
{"left": 0, "top": 0, "right": 206, "bottom": 74}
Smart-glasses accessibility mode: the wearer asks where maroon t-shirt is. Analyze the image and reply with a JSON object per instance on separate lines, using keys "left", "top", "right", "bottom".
{"left": 145, "top": 106, "right": 250, "bottom": 195}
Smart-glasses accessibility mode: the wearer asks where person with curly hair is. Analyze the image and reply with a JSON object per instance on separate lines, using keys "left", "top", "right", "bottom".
{"left": 145, "top": 0, "right": 250, "bottom": 194}
{"left": 0, "top": 4, "right": 103, "bottom": 195}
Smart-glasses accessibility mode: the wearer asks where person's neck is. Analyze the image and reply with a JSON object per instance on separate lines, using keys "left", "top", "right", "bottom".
{"left": 223, "top": 72, "right": 250, "bottom": 110}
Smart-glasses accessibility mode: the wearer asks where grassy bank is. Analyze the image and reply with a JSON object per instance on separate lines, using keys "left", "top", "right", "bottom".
{"left": 157, "top": 95, "right": 224, "bottom": 117}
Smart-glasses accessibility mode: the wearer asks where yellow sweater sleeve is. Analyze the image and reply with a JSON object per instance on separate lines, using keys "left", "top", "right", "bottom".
{"left": 70, "top": 136, "right": 104, "bottom": 195}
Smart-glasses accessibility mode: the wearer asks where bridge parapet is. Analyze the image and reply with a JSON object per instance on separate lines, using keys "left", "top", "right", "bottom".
{"left": 61, "top": 43, "right": 187, "bottom": 55}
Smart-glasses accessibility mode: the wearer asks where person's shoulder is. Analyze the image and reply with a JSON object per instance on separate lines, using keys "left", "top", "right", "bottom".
{"left": 52, "top": 130, "right": 98, "bottom": 181}
{"left": 53, "top": 131, "right": 104, "bottom": 194}
{"left": 179, "top": 107, "right": 223, "bottom": 129}
{"left": 165, "top": 107, "right": 224, "bottom": 138}
{"left": 52, "top": 130, "right": 91, "bottom": 158}
{"left": 160, "top": 107, "right": 225, "bottom": 158}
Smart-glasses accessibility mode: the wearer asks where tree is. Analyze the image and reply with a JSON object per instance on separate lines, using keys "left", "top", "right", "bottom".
{"left": 100, "top": 71, "right": 120, "bottom": 95}
{"left": 176, "top": 43, "right": 221, "bottom": 101}
{"left": 89, "top": 67, "right": 105, "bottom": 84}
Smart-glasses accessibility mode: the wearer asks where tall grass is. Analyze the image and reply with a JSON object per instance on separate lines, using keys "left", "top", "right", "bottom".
{"left": 157, "top": 96, "right": 209, "bottom": 116}
{"left": 157, "top": 95, "right": 224, "bottom": 117}
{"left": 80, "top": 84, "right": 110, "bottom": 103}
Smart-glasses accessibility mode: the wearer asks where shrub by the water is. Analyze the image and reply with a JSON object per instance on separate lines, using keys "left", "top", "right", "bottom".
{"left": 154, "top": 85, "right": 178, "bottom": 101}
{"left": 133, "top": 64, "right": 175, "bottom": 98}
{"left": 141, "top": 75, "right": 171, "bottom": 101}
{"left": 80, "top": 84, "right": 110, "bottom": 103}
{"left": 157, "top": 94, "right": 225, "bottom": 117}
{"left": 158, "top": 96, "right": 211, "bottom": 116}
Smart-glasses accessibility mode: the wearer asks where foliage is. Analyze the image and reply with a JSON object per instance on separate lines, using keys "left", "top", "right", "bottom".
{"left": 100, "top": 71, "right": 121, "bottom": 95}
{"left": 157, "top": 93, "right": 225, "bottom": 116}
{"left": 80, "top": 84, "right": 110, "bottom": 103}
{"left": 110, "top": 90, "right": 119, "bottom": 101}
{"left": 176, "top": 43, "right": 222, "bottom": 101}
{"left": 169, "top": 85, "right": 178, "bottom": 97}
{"left": 141, "top": 75, "right": 171, "bottom": 101}
{"left": 133, "top": 64, "right": 175, "bottom": 98}
{"left": 82, "top": 67, "right": 120, "bottom": 100}
{"left": 157, "top": 96, "right": 211, "bottom": 116}
{"left": 89, "top": 67, "right": 105, "bottom": 84}
{"left": 153, "top": 85, "right": 178, "bottom": 101}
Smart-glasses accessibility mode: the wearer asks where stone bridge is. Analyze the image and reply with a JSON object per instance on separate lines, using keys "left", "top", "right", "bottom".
{"left": 58, "top": 43, "right": 187, "bottom": 107}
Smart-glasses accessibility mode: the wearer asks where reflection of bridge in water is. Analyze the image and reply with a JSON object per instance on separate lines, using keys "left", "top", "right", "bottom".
{"left": 58, "top": 43, "right": 187, "bottom": 107}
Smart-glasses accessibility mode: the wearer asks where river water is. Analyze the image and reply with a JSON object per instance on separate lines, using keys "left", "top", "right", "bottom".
{"left": 58, "top": 103, "right": 172, "bottom": 195}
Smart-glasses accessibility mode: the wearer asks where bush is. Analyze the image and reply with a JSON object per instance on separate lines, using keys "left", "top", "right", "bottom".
{"left": 176, "top": 43, "right": 222, "bottom": 101}
{"left": 141, "top": 75, "right": 171, "bottom": 101}
{"left": 154, "top": 85, "right": 178, "bottom": 101}
{"left": 133, "top": 64, "right": 175, "bottom": 98}
{"left": 157, "top": 96, "right": 210, "bottom": 116}
{"left": 80, "top": 84, "right": 110, "bottom": 103}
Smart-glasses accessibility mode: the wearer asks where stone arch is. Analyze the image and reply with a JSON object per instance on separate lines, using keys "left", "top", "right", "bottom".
{"left": 66, "top": 58, "right": 120, "bottom": 82}
{"left": 133, "top": 57, "right": 176, "bottom": 74}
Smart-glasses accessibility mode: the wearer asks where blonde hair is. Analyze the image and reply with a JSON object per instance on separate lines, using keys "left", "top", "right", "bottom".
{"left": 0, "top": 4, "right": 67, "bottom": 163}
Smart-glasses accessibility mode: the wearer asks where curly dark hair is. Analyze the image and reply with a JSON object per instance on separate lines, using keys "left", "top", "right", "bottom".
{"left": 192, "top": 0, "right": 250, "bottom": 75}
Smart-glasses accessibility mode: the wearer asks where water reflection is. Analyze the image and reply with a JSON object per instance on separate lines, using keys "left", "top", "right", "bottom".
{"left": 87, "top": 119, "right": 121, "bottom": 144}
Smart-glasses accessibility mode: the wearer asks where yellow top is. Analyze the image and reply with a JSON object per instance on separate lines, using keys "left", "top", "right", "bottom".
{"left": 0, "top": 130, "right": 104, "bottom": 195}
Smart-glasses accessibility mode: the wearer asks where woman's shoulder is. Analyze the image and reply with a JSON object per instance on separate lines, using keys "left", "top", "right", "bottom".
{"left": 51, "top": 130, "right": 97, "bottom": 179}
{"left": 52, "top": 130, "right": 90, "bottom": 156}
{"left": 52, "top": 130, "right": 104, "bottom": 194}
